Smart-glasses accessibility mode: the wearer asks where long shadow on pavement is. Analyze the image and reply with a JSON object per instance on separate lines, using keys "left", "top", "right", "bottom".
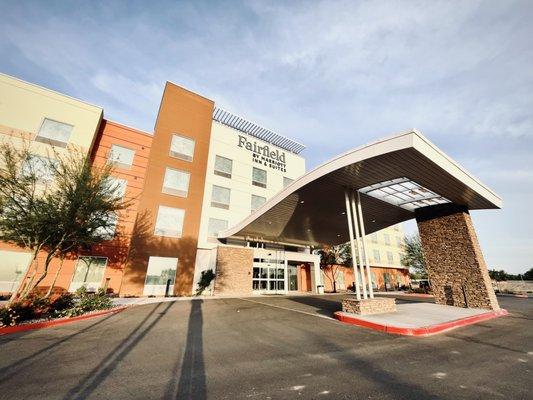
{"left": 164, "top": 299, "right": 206, "bottom": 400}
{"left": 0, "top": 313, "right": 117, "bottom": 383}
{"left": 62, "top": 301, "right": 173, "bottom": 400}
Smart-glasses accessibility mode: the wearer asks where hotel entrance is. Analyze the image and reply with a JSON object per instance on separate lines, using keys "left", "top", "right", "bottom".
{"left": 252, "top": 257, "right": 286, "bottom": 294}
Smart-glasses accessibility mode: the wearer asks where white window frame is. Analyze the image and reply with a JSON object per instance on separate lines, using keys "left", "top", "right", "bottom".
{"left": 69, "top": 256, "right": 108, "bottom": 293}
{"left": 211, "top": 185, "right": 231, "bottom": 209}
{"left": 35, "top": 118, "right": 74, "bottom": 148}
{"left": 207, "top": 218, "right": 229, "bottom": 238}
{"left": 214, "top": 155, "right": 232, "bottom": 178}
{"left": 162, "top": 167, "right": 190, "bottom": 197}
{"left": 252, "top": 167, "right": 267, "bottom": 188}
{"left": 251, "top": 194, "right": 266, "bottom": 213}
{"left": 108, "top": 144, "right": 135, "bottom": 169}
{"left": 154, "top": 206, "right": 185, "bottom": 238}
{"left": 170, "top": 134, "right": 195, "bottom": 162}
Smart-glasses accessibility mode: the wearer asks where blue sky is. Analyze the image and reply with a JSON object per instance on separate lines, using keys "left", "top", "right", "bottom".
{"left": 1, "top": 0, "right": 532, "bottom": 273}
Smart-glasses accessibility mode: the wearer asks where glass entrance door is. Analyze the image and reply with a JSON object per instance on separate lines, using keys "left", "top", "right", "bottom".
{"left": 288, "top": 265, "right": 298, "bottom": 291}
{"left": 253, "top": 258, "right": 286, "bottom": 294}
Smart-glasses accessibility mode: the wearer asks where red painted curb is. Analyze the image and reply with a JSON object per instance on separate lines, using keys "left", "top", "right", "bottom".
{"left": 334, "top": 309, "right": 509, "bottom": 336}
{"left": 0, "top": 306, "right": 128, "bottom": 336}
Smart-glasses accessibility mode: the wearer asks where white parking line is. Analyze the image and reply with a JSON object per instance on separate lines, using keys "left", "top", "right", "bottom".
{"left": 238, "top": 298, "right": 336, "bottom": 321}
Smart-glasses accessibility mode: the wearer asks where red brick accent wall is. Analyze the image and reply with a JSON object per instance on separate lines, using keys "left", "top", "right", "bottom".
{"left": 213, "top": 247, "right": 253, "bottom": 296}
{"left": 416, "top": 204, "right": 499, "bottom": 311}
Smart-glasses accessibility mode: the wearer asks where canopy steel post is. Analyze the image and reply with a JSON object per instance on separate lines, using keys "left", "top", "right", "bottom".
{"left": 357, "top": 191, "right": 374, "bottom": 298}
{"left": 350, "top": 190, "right": 368, "bottom": 299}
{"left": 344, "top": 190, "right": 361, "bottom": 300}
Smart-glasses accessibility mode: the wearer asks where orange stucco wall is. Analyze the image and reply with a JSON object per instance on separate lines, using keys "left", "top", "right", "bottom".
{"left": 120, "top": 82, "right": 214, "bottom": 296}
{"left": 322, "top": 265, "right": 410, "bottom": 292}
{"left": 2, "top": 120, "right": 152, "bottom": 297}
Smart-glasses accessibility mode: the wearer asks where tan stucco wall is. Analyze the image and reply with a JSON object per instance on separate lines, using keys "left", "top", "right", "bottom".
{"left": 0, "top": 73, "right": 103, "bottom": 156}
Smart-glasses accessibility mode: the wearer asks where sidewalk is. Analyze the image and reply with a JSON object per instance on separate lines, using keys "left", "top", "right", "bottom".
{"left": 335, "top": 302, "right": 507, "bottom": 336}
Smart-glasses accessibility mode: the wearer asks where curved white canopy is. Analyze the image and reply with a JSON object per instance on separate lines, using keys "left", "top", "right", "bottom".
{"left": 219, "top": 130, "right": 502, "bottom": 247}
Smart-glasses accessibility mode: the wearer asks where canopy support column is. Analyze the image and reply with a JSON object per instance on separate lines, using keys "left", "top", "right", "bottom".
{"left": 344, "top": 190, "right": 361, "bottom": 300}
{"left": 350, "top": 190, "right": 368, "bottom": 299}
{"left": 356, "top": 191, "right": 374, "bottom": 298}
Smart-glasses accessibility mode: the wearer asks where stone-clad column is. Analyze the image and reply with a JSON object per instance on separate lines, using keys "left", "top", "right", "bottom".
{"left": 416, "top": 204, "right": 500, "bottom": 311}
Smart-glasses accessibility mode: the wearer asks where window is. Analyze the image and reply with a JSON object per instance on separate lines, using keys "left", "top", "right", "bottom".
{"left": 93, "top": 212, "right": 118, "bottom": 240}
{"left": 394, "top": 225, "right": 400, "bottom": 231}
{"left": 211, "top": 185, "right": 230, "bottom": 209}
{"left": 208, "top": 218, "right": 228, "bottom": 238}
{"left": 396, "top": 236, "right": 402, "bottom": 247}
{"left": 170, "top": 134, "right": 195, "bottom": 162}
{"left": 35, "top": 118, "right": 73, "bottom": 147}
{"left": 214, "top": 155, "right": 232, "bottom": 178}
{"left": 69, "top": 256, "right": 107, "bottom": 292}
{"left": 0, "top": 251, "right": 32, "bottom": 294}
{"left": 387, "top": 251, "right": 394, "bottom": 265}
{"left": 108, "top": 145, "right": 135, "bottom": 169}
{"left": 384, "top": 233, "right": 391, "bottom": 245}
{"left": 371, "top": 233, "right": 378, "bottom": 244}
{"left": 251, "top": 194, "right": 266, "bottom": 212}
{"left": 283, "top": 177, "right": 294, "bottom": 188}
{"left": 162, "top": 168, "right": 190, "bottom": 197}
{"left": 154, "top": 206, "right": 185, "bottom": 238}
{"left": 106, "top": 177, "right": 127, "bottom": 199}
{"left": 371, "top": 272, "right": 378, "bottom": 289}
{"left": 143, "top": 256, "right": 178, "bottom": 296}
{"left": 22, "top": 155, "right": 58, "bottom": 183}
{"left": 252, "top": 167, "right": 267, "bottom": 188}
{"left": 373, "top": 250, "right": 381, "bottom": 263}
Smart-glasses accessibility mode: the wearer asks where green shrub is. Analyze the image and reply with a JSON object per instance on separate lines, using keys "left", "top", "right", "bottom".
{"left": 196, "top": 269, "right": 216, "bottom": 295}
{"left": 75, "top": 287, "right": 112, "bottom": 312}
{"left": 50, "top": 292, "right": 75, "bottom": 313}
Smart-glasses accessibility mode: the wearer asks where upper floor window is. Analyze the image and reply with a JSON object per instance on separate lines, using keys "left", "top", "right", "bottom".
{"left": 208, "top": 218, "right": 228, "bottom": 238}
{"left": 22, "top": 155, "right": 58, "bottom": 183}
{"left": 105, "top": 177, "right": 127, "bottom": 200}
{"left": 283, "top": 177, "right": 294, "bottom": 188}
{"left": 251, "top": 194, "right": 266, "bottom": 213}
{"left": 35, "top": 118, "right": 73, "bottom": 148}
{"left": 154, "top": 206, "right": 185, "bottom": 238}
{"left": 108, "top": 145, "right": 135, "bottom": 169}
{"left": 214, "top": 155, "right": 232, "bottom": 178}
{"left": 396, "top": 236, "right": 402, "bottom": 247}
{"left": 162, "top": 167, "right": 190, "bottom": 197}
{"left": 211, "top": 185, "right": 230, "bottom": 209}
{"left": 252, "top": 167, "right": 267, "bottom": 188}
{"left": 371, "top": 233, "right": 378, "bottom": 244}
{"left": 373, "top": 249, "right": 381, "bottom": 263}
{"left": 387, "top": 251, "right": 394, "bottom": 265}
{"left": 170, "top": 134, "right": 195, "bottom": 162}
{"left": 384, "top": 233, "right": 391, "bottom": 245}
{"left": 94, "top": 212, "right": 118, "bottom": 240}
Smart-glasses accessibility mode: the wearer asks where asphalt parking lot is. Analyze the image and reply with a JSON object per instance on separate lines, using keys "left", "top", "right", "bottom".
{"left": 0, "top": 295, "right": 531, "bottom": 399}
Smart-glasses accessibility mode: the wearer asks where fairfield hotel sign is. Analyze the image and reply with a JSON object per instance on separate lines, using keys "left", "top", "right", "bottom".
{"left": 238, "top": 135, "right": 287, "bottom": 172}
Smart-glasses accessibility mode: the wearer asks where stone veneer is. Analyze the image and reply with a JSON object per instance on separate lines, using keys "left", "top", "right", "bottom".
{"left": 342, "top": 297, "right": 397, "bottom": 315}
{"left": 213, "top": 246, "right": 253, "bottom": 296}
{"left": 416, "top": 204, "right": 499, "bottom": 311}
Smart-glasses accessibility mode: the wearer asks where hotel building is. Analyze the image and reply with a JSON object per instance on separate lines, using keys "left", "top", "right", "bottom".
{"left": 0, "top": 73, "right": 409, "bottom": 298}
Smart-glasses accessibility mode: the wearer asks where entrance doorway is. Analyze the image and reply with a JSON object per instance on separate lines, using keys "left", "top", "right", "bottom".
{"left": 288, "top": 264, "right": 298, "bottom": 291}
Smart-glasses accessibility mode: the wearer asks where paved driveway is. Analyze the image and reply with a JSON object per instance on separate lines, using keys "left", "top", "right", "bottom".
{"left": 0, "top": 295, "right": 531, "bottom": 399}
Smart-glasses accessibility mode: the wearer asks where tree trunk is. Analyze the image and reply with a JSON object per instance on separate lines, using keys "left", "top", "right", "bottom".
{"left": 9, "top": 249, "right": 39, "bottom": 303}
{"left": 45, "top": 256, "right": 65, "bottom": 298}
{"left": 29, "top": 251, "right": 56, "bottom": 295}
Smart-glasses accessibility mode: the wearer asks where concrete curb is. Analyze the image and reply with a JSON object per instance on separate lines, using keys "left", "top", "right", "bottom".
{"left": 0, "top": 306, "right": 128, "bottom": 336}
{"left": 334, "top": 309, "right": 509, "bottom": 336}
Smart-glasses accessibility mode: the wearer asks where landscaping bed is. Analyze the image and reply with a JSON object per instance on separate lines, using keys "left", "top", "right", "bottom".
{"left": 0, "top": 287, "right": 116, "bottom": 329}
